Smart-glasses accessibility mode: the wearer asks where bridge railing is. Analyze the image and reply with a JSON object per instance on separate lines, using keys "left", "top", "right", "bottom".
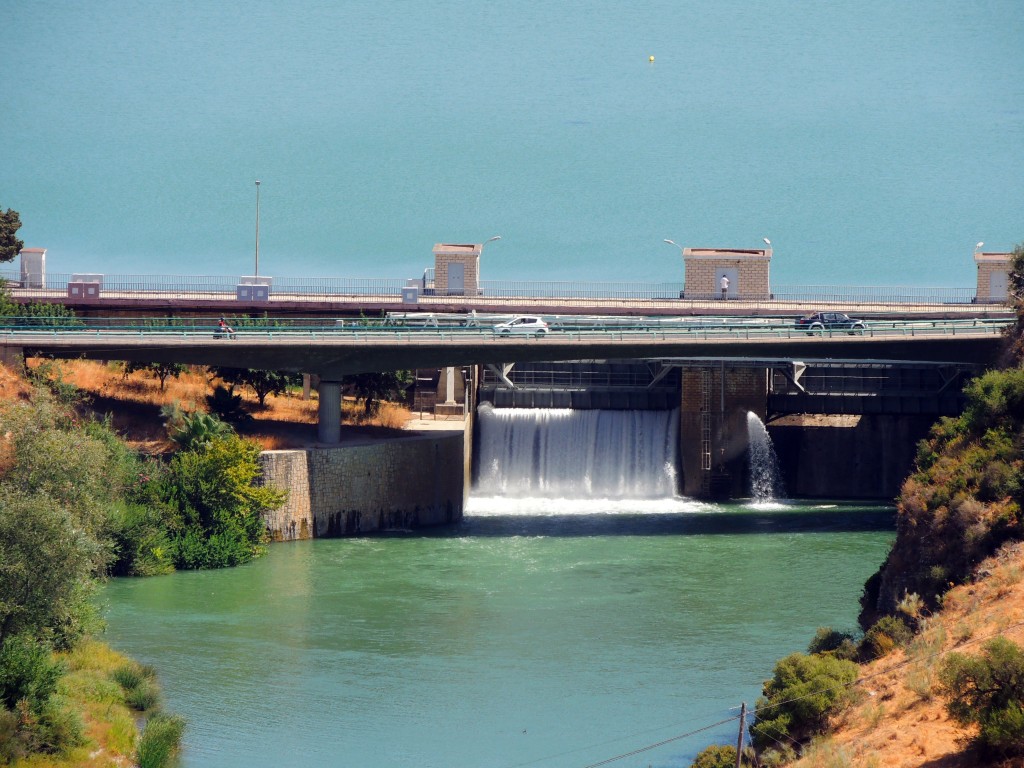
{"left": 0, "top": 269, "right": 985, "bottom": 308}
{"left": 0, "top": 315, "right": 1011, "bottom": 342}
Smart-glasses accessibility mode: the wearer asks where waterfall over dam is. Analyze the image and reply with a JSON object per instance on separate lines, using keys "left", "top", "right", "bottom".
{"left": 474, "top": 405, "right": 679, "bottom": 498}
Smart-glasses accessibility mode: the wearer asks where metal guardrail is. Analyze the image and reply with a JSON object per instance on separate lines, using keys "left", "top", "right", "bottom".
{"left": 1, "top": 270, "right": 989, "bottom": 308}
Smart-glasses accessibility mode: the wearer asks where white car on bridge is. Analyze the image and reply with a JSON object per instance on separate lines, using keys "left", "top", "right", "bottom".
{"left": 493, "top": 316, "right": 550, "bottom": 336}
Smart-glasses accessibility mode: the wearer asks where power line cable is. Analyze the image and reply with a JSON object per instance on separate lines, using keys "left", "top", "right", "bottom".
{"left": 572, "top": 619, "right": 1024, "bottom": 768}
{"left": 577, "top": 714, "right": 741, "bottom": 768}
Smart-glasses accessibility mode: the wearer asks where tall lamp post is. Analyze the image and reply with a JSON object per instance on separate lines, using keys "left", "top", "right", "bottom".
{"left": 481, "top": 234, "right": 501, "bottom": 254}
{"left": 254, "top": 180, "right": 261, "bottom": 277}
{"left": 664, "top": 239, "right": 686, "bottom": 298}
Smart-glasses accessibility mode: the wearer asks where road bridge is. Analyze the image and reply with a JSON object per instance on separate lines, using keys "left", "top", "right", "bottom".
{"left": 0, "top": 316, "right": 1009, "bottom": 444}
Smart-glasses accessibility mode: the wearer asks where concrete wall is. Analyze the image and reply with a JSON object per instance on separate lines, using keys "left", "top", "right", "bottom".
{"left": 680, "top": 366, "right": 768, "bottom": 497}
{"left": 258, "top": 432, "right": 465, "bottom": 540}
{"left": 768, "top": 414, "right": 935, "bottom": 499}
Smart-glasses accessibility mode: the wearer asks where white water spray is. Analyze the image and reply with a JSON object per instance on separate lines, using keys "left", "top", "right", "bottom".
{"left": 474, "top": 405, "right": 679, "bottom": 499}
{"left": 746, "top": 412, "right": 785, "bottom": 502}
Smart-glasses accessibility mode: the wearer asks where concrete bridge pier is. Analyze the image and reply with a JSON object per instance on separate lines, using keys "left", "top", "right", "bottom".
{"left": 317, "top": 380, "right": 342, "bottom": 443}
{"left": 680, "top": 365, "right": 768, "bottom": 499}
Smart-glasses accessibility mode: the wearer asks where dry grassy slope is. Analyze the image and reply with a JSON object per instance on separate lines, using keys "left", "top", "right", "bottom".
{"left": 791, "top": 543, "right": 1024, "bottom": 768}
{"left": 18, "top": 359, "right": 411, "bottom": 451}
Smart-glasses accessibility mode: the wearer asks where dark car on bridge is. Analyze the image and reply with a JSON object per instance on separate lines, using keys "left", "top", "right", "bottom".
{"left": 795, "top": 311, "right": 866, "bottom": 334}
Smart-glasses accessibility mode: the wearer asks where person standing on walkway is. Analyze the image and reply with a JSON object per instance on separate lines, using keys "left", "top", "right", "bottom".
{"left": 720, "top": 274, "right": 729, "bottom": 299}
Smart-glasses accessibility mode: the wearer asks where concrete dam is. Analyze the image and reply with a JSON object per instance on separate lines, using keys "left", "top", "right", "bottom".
{"left": 258, "top": 357, "right": 966, "bottom": 540}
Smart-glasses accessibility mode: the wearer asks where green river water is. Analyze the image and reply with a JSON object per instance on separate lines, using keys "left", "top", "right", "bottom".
{"left": 103, "top": 498, "right": 894, "bottom": 767}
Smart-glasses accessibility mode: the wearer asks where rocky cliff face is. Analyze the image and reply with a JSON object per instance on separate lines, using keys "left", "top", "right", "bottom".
{"left": 858, "top": 368, "right": 1024, "bottom": 629}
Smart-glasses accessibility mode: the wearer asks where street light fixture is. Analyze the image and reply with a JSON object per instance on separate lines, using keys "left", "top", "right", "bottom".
{"left": 254, "top": 180, "right": 261, "bottom": 277}
{"left": 480, "top": 235, "right": 501, "bottom": 259}
{"left": 663, "top": 238, "right": 684, "bottom": 256}
{"left": 763, "top": 237, "right": 771, "bottom": 248}
{"left": 975, "top": 241, "right": 985, "bottom": 254}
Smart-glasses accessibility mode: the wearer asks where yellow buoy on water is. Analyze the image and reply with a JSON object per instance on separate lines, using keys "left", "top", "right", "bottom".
{"left": 649, "top": 55, "right": 655, "bottom": 62}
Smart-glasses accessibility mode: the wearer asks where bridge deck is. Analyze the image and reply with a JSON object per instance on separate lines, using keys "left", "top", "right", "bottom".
{"left": 1, "top": 317, "right": 1010, "bottom": 377}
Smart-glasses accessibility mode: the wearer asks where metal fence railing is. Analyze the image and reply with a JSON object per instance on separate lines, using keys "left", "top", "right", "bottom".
{"left": 0, "top": 316, "right": 1011, "bottom": 341}
{"left": 0, "top": 269, "right": 991, "bottom": 308}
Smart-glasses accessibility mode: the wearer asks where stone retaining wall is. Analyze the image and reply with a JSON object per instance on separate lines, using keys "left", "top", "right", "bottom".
{"left": 258, "top": 432, "right": 465, "bottom": 540}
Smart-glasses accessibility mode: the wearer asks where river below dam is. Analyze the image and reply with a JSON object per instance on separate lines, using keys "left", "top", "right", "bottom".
{"left": 102, "top": 498, "right": 894, "bottom": 767}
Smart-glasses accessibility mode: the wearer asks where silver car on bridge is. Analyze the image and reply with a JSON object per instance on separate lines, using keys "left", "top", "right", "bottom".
{"left": 493, "top": 316, "right": 550, "bottom": 336}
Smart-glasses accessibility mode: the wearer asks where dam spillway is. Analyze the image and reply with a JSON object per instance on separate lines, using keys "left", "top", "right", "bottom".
{"left": 474, "top": 405, "right": 679, "bottom": 499}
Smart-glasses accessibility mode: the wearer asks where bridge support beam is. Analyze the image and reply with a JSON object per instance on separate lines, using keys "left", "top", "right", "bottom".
{"left": 317, "top": 380, "right": 342, "bottom": 444}
{"left": 680, "top": 365, "right": 768, "bottom": 499}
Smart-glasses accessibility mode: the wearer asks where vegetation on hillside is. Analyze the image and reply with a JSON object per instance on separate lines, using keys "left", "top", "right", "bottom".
{"left": 861, "top": 244, "right": 1024, "bottom": 626}
{"left": 690, "top": 244, "right": 1024, "bottom": 767}
{"left": 0, "top": 387, "right": 183, "bottom": 763}
{"left": 0, "top": 362, "right": 289, "bottom": 761}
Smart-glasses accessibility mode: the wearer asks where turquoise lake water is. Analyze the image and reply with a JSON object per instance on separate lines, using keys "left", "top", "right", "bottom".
{"left": 102, "top": 499, "right": 895, "bottom": 767}
{"left": 5, "top": 2, "right": 1023, "bottom": 286}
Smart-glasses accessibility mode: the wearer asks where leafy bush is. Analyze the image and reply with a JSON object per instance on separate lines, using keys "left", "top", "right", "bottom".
{"left": 750, "top": 652, "right": 858, "bottom": 751}
{"left": 860, "top": 364, "right": 1024, "bottom": 626}
{"left": 859, "top": 616, "right": 913, "bottom": 661}
{"left": 0, "top": 706, "right": 22, "bottom": 762}
{"left": 808, "top": 627, "right": 858, "bottom": 660}
{"left": 169, "top": 527, "right": 256, "bottom": 569}
{"left": 0, "top": 490, "right": 101, "bottom": 649}
{"left": 162, "top": 404, "right": 235, "bottom": 450}
{"left": 0, "top": 637, "right": 83, "bottom": 757}
{"left": 206, "top": 384, "right": 251, "bottom": 423}
{"left": 163, "top": 435, "right": 284, "bottom": 569}
{"left": 689, "top": 744, "right": 736, "bottom": 768}
{"left": 0, "top": 635, "right": 63, "bottom": 711}
{"left": 106, "top": 501, "right": 176, "bottom": 577}
{"left": 28, "top": 694, "right": 85, "bottom": 754}
{"left": 938, "top": 637, "right": 1024, "bottom": 757}
{"left": 137, "top": 712, "right": 186, "bottom": 768}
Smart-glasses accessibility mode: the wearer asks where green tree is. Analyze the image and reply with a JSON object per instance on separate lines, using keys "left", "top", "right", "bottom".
{"left": 123, "top": 361, "right": 187, "bottom": 391}
{"left": 938, "top": 637, "right": 1024, "bottom": 757}
{"left": 209, "top": 366, "right": 301, "bottom": 407}
{"left": 343, "top": 370, "right": 412, "bottom": 416}
{"left": 750, "top": 652, "right": 858, "bottom": 752}
{"left": 0, "top": 489, "right": 101, "bottom": 649}
{"left": 165, "top": 435, "right": 285, "bottom": 569}
{"left": 1, "top": 392, "right": 132, "bottom": 537}
{"left": 0, "top": 208, "right": 23, "bottom": 263}
{"left": 1006, "top": 241, "right": 1024, "bottom": 362}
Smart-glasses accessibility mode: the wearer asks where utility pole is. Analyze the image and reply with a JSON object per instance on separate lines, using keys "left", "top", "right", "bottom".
{"left": 735, "top": 701, "right": 746, "bottom": 768}
{"left": 254, "top": 179, "right": 261, "bottom": 277}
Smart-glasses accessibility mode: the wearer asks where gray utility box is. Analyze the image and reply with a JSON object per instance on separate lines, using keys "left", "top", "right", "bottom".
{"left": 401, "top": 280, "right": 419, "bottom": 304}
{"left": 236, "top": 276, "right": 272, "bottom": 301}
{"left": 68, "top": 273, "right": 103, "bottom": 299}
{"left": 67, "top": 282, "right": 101, "bottom": 299}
